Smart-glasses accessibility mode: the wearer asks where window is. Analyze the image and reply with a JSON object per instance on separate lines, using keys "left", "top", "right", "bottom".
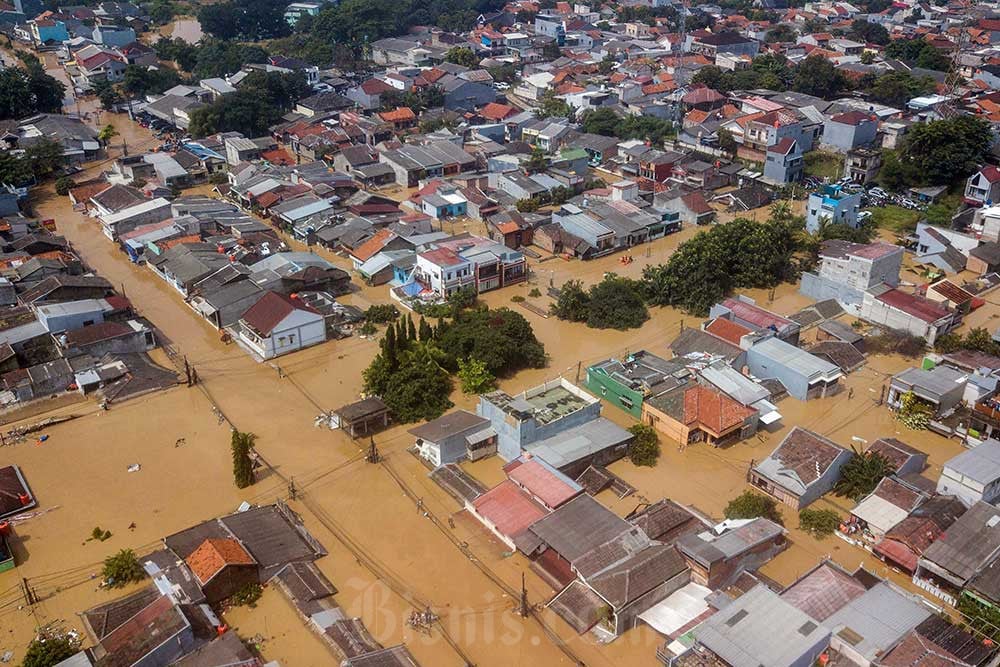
{"left": 289, "top": 334, "right": 295, "bottom": 344}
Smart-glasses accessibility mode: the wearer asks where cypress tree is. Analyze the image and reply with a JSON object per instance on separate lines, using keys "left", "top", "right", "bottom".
{"left": 407, "top": 313, "right": 417, "bottom": 341}
{"left": 383, "top": 323, "right": 397, "bottom": 369}
{"left": 418, "top": 316, "right": 433, "bottom": 342}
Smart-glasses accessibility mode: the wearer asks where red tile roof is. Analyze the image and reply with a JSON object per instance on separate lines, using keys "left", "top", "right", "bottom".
{"left": 768, "top": 136, "right": 797, "bottom": 154}
{"left": 472, "top": 479, "right": 548, "bottom": 539}
{"left": 705, "top": 317, "right": 753, "bottom": 345}
{"left": 681, "top": 191, "right": 713, "bottom": 215}
{"left": 682, "top": 87, "right": 725, "bottom": 105}
{"left": 240, "top": 291, "right": 318, "bottom": 336}
{"left": 682, "top": 386, "right": 756, "bottom": 433}
{"left": 928, "top": 279, "right": 974, "bottom": 304}
{"left": 185, "top": 538, "right": 255, "bottom": 584}
{"left": 360, "top": 78, "right": 393, "bottom": 95}
{"left": 480, "top": 102, "right": 516, "bottom": 121}
{"left": 378, "top": 106, "right": 417, "bottom": 123}
{"left": 505, "top": 456, "right": 580, "bottom": 509}
{"left": 64, "top": 321, "right": 132, "bottom": 346}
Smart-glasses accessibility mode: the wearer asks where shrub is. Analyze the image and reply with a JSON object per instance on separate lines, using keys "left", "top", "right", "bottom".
{"left": 457, "top": 357, "right": 496, "bottom": 394}
{"left": 551, "top": 275, "right": 648, "bottom": 329}
{"left": 91, "top": 526, "right": 112, "bottom": 541}
{"left": 510, "top": 294, "right": 525, "bottom": 302}
{"left": 231, "top": 582, "right": 263, "bottom": 607}
{"left": 102, "top": 548, "right": 145, "bottom": 588}
{"left": 365, "top": 304, "right": 400, "bottom": 324}
{"left": 22, "top": 634, "right": 78, "bottom": 667}
{"left": 896, "top": 390, "right": 932, "bottom": 430}
{"left": 798, "top": 508, "right": 841, "bottom": 537}
{"left": 54, "top": 176, "right": 74, "bottom": 196}
{"left": 528, "top": 287, "right": 541, "bottom": 298}
{"left": 834, "top": 448, "right": 895, "bottom": 500}
{"left": 724, "top": 491, "right": 783, "bottom": 525}
{"left": 628, "top": 424, "right": 660, "bottom": 467}
{"left": 865, "top": 329, "right": 926, "bottom": 357}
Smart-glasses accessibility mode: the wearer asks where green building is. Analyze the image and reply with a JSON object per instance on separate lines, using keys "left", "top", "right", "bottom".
{"left": 585, "top": 350, "right": 690, "bottom": 418}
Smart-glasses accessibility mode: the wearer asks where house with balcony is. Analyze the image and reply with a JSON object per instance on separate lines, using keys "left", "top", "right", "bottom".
{"left": 434, "top": 235, "right": 526, "bottom": 294}
{"left": 965, "top": 165, "right": 1000, "bottom": 207}
{"left": 763, "top": 137, "right": 803, "bottom": 184}
{"left": 846, "top": 147, "right": 882, "bottom": 184}
{"left": 411, "top": 247, "right": 474, "bottom": 298}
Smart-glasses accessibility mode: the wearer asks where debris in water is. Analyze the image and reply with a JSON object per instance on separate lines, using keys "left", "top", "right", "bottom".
{"left": 127, "top": 463, "right": 141, "bottom": 473}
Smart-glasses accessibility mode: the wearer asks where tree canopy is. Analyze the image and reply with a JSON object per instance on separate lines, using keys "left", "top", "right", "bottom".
{"left": 0, "top": 63, "right": 65, "bottom": 120}
{"left": 833, "top": 449, "right": 895, "bottom": 500}
{"left": 792, "top": 54, "right": 846, "bottom": 98}
{"left": 578, "top": 107, "right": 675, "bottom": 146}
{"left": 897, "top": 115, "right": 992, "bottom": 186}
{"left": 187, "top": 71, "right": 308, "bottom": 138}
{"left": 724, "top": 491, "right": 783, "bottom": 524}
{"left": 848, "top": 19, "right": 889, "bottom": 44}
{"left": 884, "top": 37, "right": 950, "bottom": 71}
{"left": 445, "top": 46, "right": 479, "bottom": 68}
{"left": 864, "top": 71, "right": 936, "bottom": 108}
{"left": 641, "top": 209, "right": 804, "bottom": 315}
{"left": 552, "top": 274, "right": 649, "bottom": 330}
{"left": 198, "top": 0, "right": 291, "bottom": 40}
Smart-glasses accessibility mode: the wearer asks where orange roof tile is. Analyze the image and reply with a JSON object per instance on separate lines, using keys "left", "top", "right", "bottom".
{"left": 682, "top": 385, "right": 756, "bottom": 434}
{"left": 185, "top": 538, "right": 255, "bottom": 584}
{"left": 378, "top": 107, "right": 417, "bottom": 123}
{"left": 351, "top": 228, "right": 395, "bottom": 262}
{"left": 705, "top": 317, "right": 753, "bottom": 345}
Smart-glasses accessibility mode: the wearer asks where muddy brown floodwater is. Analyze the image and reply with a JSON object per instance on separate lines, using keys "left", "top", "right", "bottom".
{"left": 0, "top": 134, "right": 982, "bottom": 666}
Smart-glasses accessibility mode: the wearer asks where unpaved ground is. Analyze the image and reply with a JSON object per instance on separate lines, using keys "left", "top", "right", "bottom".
{"left": 0, "top": 114, "right": 980, "bottom": 664}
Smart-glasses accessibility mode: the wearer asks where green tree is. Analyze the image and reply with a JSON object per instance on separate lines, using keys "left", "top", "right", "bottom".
{"left": 833, "top": 448, "right": 895, "bottom": 500}
{"left": 866, "top": 72, "right": 935, "bottom": 107}
{"left": 445, "top": 46, "right": 479, "bottom": 68}
{"left": 457, "top": 357, "right": 496, "bottom": 394}
{"left": 848, "top": 18, "right": 889, "bottom": 44}
{"left": 724, "top": 491, "right": 783, "bottom": 524}
{"left": 765, "top": 24, "right": 796, "bottom": 43}
{"left": 54, "top": 176, "right": 74, "bottom": 196}
{"left": 580, "top": 107, "right": 620, "bottom": 136}
{"left": 22, "top": 635, "right": 78, "bottom": 667}
{"left": 898, "top": 116, "right": 992, "bottom": 185}
{"left": 434, "top": 307, "right": 546, "bottom": 376}
{"left": 418, "top": 316, "right": 433, "bottom": 342}
{"left": 798, "top": 508, "right": 842, "bottom": 537}
{"left": 535, "top": 89, "right": 571, "bottom": 120}
{"left": 792, "top": 55, "right": 845, "bottom": 98}
{"left": 102, "top": 548, "right": 145, "bottom": 588}
{"left": 957, "top": 594, "right": 1000, "bottom": 643}
{"left": 231, "top": 430, "right": 256, "bottom": 488}
{"left": 92, "top": 77, "right": 122, "bottom": 110}
{"left": 550, "top": 280, "right": 590, "bottom": 322}
{"left": 717, "top": 127, "right": 737, "bottom": 157}
{"left": 188, "top": 90, "right": 283, "bottom": 137}
{"left": 584, "top": 275, "right": 649, "bottom": 330}
{"left": 0, "top": 65, "right": 65, "bottom": 119}
{"left": 98, "top": 124, "right": 119, "bottom": 145}
{"left": 377, "top": 343, "right": 454, "bottom": 422}
{"left": 628, "top": 423, "right": 660, "bottom": 467}
{"left": 524, "top": 148, "right": 548, "bottom": 173}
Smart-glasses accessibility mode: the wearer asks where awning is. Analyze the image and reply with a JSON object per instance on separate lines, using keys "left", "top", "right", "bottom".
{"left": 637, "top": 582, "right": 712, "bottom": 637}
{"left": 466, "top": 427, "right": 497, "bottom": 445}
{"left": 759, "top": 410, "right": 782, "bottom": 425}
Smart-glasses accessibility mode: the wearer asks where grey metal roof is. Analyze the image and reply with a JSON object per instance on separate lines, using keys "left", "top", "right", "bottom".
{"left": 694, "top": 585, "right": 831, "bottom": 667}
{"left": 750, "top": 337, "right": 842, "bottom": 381}
{"left": 891, "top": 365, "right": 968, "bottom": 401}
{"left": 824, "top": 583, "right": 931, "bottom": 662}
{"left": 526, "top": 416, "right": 633, "bottom": 470}
{"left": 942, "top": 439, "right": 1000, "bottom": 485}
{"left": 526, "top": 494, "right": 632, "bottom": 563}
{"left": 920, "top": 501, "right": 1000, "bottom": 584}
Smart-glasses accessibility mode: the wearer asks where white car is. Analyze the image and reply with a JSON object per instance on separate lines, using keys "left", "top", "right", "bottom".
{"left": 494, "top": 82, "right": 510, "bottom": 91}
{"left": 868, "top": 187, "right": 888, "bottom": 198}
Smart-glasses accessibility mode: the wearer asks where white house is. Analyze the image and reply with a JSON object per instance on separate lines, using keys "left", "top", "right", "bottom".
{"left": 937, "top": 439, "right": 1000, "bottom": 506}
{"left": 413, "top": 247, "right": 474, "bottom": 298}
{"left": 235, "top": 291, "right": 326, "bottom": 361}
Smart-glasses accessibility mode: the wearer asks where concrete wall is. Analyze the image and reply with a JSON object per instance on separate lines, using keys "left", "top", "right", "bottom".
{"left": 937, "top": 466, "right": 1000, "bottom": 506}
{"left": 800, "top": 272, "right": 867, "bottom": 313}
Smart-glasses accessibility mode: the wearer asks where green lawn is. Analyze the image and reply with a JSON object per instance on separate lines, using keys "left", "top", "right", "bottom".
{"left": 804, "top": 151, "right": 843, "bottom": 180}
{"left": 869, "top": 205, "right": 921, "bottom": 234}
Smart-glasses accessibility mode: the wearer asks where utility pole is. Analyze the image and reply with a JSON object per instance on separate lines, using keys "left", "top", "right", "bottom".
{"left": 22, "top": 577, "right": 35, "bottom": 606}
{"left": 519, "top": 572, "right": 529, "bottom": 618}
{"left": 191, "top": 367, "right": 199, "bottom": 386}
{"left": 366, "top": 436, "right": 380, "bottom": 463}
{"left": 184, "top": 356, "right": 191, "bottom": 387}
{"left": 288, "top": 477, "right": 298, "bottom": 500}
{"left": 878, "top": 384, "right": 886, "bottom": 406}
{"left": 574, "top": 360, "right": 581, "bottom": 383}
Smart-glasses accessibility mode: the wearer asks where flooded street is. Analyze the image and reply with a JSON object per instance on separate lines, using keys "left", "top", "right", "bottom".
{"left": 0, "top": 132, "right": 986, "bottom": 665}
